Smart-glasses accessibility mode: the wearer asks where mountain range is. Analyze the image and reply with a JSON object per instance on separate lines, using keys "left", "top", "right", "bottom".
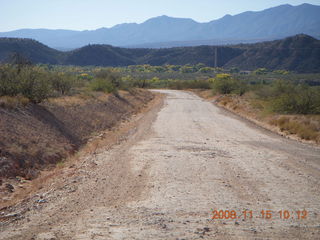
{"left": 0, "top": 3, "right": 319, "bottom": 49}
{"left": 0, "top": 34, "right": 319, "bottom": 73}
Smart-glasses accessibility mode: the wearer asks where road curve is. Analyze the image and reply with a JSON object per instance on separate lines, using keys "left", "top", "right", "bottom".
{"left": 1, "top": 90, "right": 320, "bottom": 240}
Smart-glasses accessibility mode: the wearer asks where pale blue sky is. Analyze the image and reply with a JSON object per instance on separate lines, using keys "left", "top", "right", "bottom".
{"left": 1, "top": 0, "right": 319, "bottom": 31}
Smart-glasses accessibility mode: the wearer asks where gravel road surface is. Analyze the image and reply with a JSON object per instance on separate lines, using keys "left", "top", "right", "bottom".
{"left": 1, "top": 90, "right": 320, "bottom": 240}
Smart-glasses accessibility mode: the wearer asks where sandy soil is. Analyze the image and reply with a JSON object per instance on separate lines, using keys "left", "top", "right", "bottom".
{"left": 1, "top": 90, "right": 320, "bottom": 240}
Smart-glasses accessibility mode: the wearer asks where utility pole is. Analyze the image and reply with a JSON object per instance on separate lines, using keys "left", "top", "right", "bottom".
{"left": 214, "top": 47, "right": 218, "bottom": 68}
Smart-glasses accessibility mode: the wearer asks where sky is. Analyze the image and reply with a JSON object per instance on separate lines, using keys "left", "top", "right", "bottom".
{"left": 1, "top": 0, "right": 320, "bottom": 32}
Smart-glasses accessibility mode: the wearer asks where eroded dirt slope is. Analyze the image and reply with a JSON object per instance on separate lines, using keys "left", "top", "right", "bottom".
{"left": 0, "top": 89, "right": 154, "bottom": 180}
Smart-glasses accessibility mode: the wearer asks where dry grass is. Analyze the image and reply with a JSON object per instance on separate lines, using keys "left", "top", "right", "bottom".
{"left": 269, "top": 116, "right": 320, "bottom": 142}
{"left": 0, "top": 96, "right": 29, "bottom": 109}
{"left": 220, "top": 96, "right": 232, "bottom": 106}
{"left": 48, "top": 95, "right": 89, "bottom": 107}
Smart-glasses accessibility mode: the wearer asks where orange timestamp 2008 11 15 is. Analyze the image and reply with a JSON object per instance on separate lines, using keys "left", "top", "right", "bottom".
{"left": 211, "top": 209, "right": 308, "bottom": 220}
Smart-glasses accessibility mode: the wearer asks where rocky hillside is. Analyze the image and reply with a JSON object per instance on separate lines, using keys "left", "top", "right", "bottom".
{"left": 0, "top": 34, "right": 319, "bottom": 72}
{"left": 224, "top": 34, "right": 320, "bottom": 72}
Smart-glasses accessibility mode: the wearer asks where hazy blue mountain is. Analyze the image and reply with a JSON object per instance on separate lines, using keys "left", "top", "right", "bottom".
{"left": 202, "top": 3, "right": 320, "bottom": 39}
{"left": 0, "top": 4, "right": 319, "bottom": 49}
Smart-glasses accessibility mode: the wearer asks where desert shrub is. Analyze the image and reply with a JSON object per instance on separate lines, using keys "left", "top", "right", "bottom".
{"left": 89, "top": 70, "right": 123, "bottom": 93}
{"left": 248, "top": 80, "right": 320, "bottom": 115}
{"left": 0, "top": 65, "right": 21, "bottom": 96}
{"left": 187, "top": 80, "right": 211, "bottom": 89}
{"left": 167, "top": 79, "right": 211, "bottom": 90}
{"left": 131, "top": 79, "right": 151, "bottom": 88}
{"left": 271, "top": 116, "right": 319, "bottom": 141}
{"left": 235, "top": 81, "right": 248, "bottom": 96}
{"left": 168, "top": 80, "right": 184, "bottom": 90}
{"left": 212, "top": 74, "right": 248, "bottom": 95}
{"left": 90, "top": 78, "right": 116, "bottom": 93}
{"left": 253, "top": 84, "right": 274, "bottom": 99}
{"left": 96, "top": 70, "right": 121, "bottom": 87}
{"left": 51, "top": 73, "right": 74, "bottom": 95}
{"left": 0, "top": 64, "right": 84, "bottom": 103}
{"left": 17, "top": 67, "right": 52, "bottom": 103}
{"left": 0, "top": 65, "right": 52, "bottom": 103}
{"left": 212, "top": 74, "right": 234, "bottom": 94}
{"left": 269, "top": 82, "right": 320, "bottom": 114}
{"left": 297, "top": 127, "right": 318, "bottom": 140}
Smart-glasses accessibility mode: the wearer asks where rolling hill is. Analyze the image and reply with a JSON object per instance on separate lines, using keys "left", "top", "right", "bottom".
{"left": 0, "top": 4, "right": 319, "bottom": 49}
{"left": 224, "top": 34, "right": 320, "bottom": 73}
{"left": 0, "top": 34, "right": 319, "bottom": 73}
{"left": 0, "top": 38, "right": 62, "bottom": 64}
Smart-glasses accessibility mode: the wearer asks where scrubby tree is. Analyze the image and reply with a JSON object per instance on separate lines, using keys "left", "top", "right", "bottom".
{"left": 212, "top": 73, "right": 248, "bottom": 95}
{"left": 90, "top": 70, "right": 121, "bottom": 93}
{"left": 212, "top": 74, "right": 236, "bottom": 94}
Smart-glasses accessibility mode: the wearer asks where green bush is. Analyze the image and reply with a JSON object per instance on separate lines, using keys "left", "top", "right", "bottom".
{"left": 0, "top": 64, "right": 86, "bottom": 103}
{"left": 0, "top": 65, "right": 21, "bottom": 96}
{"left": 269, "top": 82, "right": 320, "bottom": 114}
{"left": 167, "top": 79, "right": 211, "bottom": 90}
{"left": 212, "top": 74, "right": 248, "bottom": 95}
{"left": 90, "top": 70, "right": 124, "bottom": 93}
{"left": 51, "top": 73, "right": 74, "bottom": 95}
{"left": 18, "top": 68, "right": 52, "bottom": 103}
{"left": 212, "top": 74, "right": 235, "bottom": 94}
{"left": 0, "top": 65, "right": 52, "bottom": 103}
{"left": 90, "top": 78, "right": 116, "bottom": 93}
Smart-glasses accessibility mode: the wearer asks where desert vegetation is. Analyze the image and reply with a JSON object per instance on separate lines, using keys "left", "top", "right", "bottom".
{"left": 0, "top": 60, "right": 131, "bottom": 106}
{"left": 207, "top": 71, "right": 320, "bottom": 143}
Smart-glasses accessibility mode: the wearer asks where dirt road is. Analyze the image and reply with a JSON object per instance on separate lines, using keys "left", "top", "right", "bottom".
{"left": 1, "top": 90, "right": 320, "bottom": 239}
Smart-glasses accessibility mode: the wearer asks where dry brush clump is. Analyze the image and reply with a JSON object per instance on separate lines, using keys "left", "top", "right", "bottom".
{"left": 0, "top": 64, "right": 78, "bottom": 103}
{"left": 269, "top": 116, "right": 320, "bottom": 142}
{"left": 0, "top": 96, "right": 29, "bottom": 109}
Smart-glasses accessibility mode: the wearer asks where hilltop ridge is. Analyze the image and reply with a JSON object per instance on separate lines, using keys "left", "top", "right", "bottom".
{"left": 0, "top": 34, "right": 319, "bottom": 73}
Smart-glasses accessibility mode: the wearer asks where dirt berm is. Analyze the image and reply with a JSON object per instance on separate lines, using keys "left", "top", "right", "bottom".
{"left": 0, "top": 89, "right": 154, "bottom": 180}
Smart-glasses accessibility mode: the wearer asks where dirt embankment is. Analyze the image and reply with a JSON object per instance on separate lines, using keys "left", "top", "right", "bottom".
{"left": 192, "top": 89, "right": 320, "bottom": 145}
{"left": 0, "top": 89, "right": 154, "bottom": 181}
